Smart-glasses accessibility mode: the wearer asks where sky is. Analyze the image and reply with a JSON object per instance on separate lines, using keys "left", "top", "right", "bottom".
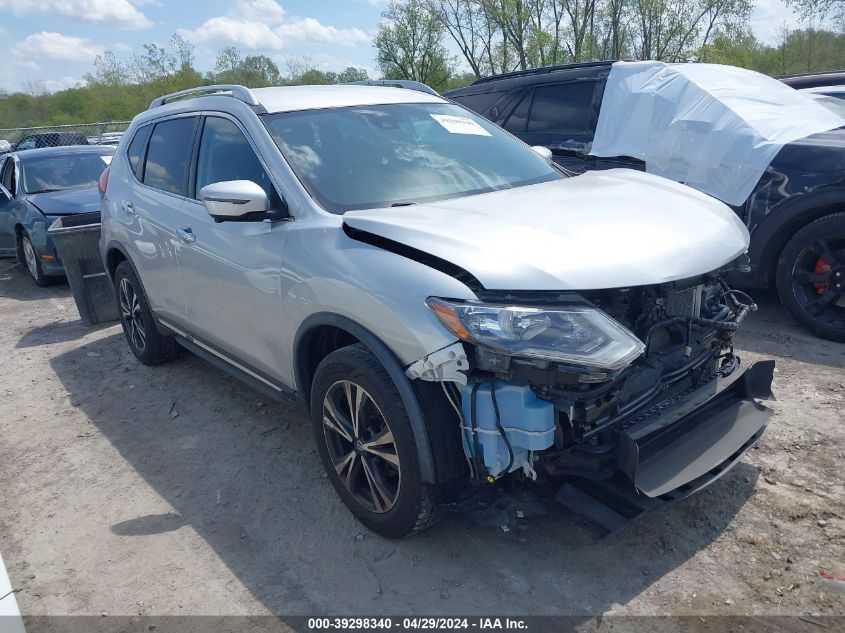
{"left": 0, "top": 0, "right": 805, "bottom": 94}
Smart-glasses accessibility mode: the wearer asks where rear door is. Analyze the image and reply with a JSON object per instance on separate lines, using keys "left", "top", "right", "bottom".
{"left": 172, "top": 113, "right": 289, "bottom": 385}
{"left": 0, "top": 156, "right": 18, "bottom": 255}
{"left": 128, "top": 115, "right": 200, "bottom": 322}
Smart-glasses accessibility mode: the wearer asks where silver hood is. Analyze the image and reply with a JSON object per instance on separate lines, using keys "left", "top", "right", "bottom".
{"left": 343, "top": 169, "right": 750, "bottom": 291}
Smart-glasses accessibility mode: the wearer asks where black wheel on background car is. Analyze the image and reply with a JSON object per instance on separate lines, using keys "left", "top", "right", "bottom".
{"left": 776, "top": 212, "right": 845, "bottom": 342}
{"left": 310, "top": 343, "right": 434, "bottom": 538}
{"left": 19, "top": 232, "right": 53, "bottom": 287}
{"left": 113, "top": 261, "right": 181, "bottom": 365}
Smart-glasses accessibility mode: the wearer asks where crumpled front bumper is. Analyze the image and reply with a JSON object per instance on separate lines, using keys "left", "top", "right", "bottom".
{"left": 556, "top": 360, "right": 774, "bottom": 534}
{"left": 617, "top": 360, "right": 774, "bottom": 499}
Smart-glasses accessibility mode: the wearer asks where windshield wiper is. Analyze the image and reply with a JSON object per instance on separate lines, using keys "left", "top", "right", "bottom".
{"left": 390, "top": 201, "right": 416, "bottom": 207}
{"left": 27, "top": 188, "right": 64, "bottom": 194}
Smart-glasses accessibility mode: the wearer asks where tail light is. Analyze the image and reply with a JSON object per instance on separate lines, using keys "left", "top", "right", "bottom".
{"left": 98, "top": 166, "right": 110, "bottom": 196}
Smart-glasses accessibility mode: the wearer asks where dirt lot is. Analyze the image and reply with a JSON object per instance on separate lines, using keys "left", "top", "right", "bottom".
{"left": 0, "top": 257, "right": 843, "bottom": 620}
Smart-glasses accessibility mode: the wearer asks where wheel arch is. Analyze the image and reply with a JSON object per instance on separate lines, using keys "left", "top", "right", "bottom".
{"left": 104, "top": 240, "right": 130, "bottom": 281}
{"left": 293, "top": 312, "right": 437, "bottom": 484}
{"left": 751, "top": 188, "right": 845, "bottom": 287}
{"left": 14, "top": 223, "right": 25, "bottom": 260}
{"left": 104, "top": 241, "right": 171, "bottom": 337}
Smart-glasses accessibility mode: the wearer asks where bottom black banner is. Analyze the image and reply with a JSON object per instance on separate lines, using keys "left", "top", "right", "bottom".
{"left": 5, "top": 615, "right": 843, "bottom": 633}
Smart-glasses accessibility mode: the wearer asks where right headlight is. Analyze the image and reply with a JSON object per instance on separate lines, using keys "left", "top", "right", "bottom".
{"left": 426, "top": 298, "right": 645, "bottom": 371}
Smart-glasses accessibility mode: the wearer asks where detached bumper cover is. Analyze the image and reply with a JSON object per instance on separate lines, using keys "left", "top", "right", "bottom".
{"left": 617, "top": 360, "right": 774, "bottom": 499}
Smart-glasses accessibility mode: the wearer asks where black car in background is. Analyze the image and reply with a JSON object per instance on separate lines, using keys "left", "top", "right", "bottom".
{"left": 13, "top": 132, "right": 89, "bottom": 151}
{"left": 446, "top": 61, "right": 845, "bottom": 342}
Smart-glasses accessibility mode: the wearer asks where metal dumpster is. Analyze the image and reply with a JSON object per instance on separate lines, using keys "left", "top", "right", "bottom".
{"left": 48, "top": 212, "right": 119, "bottom": 325}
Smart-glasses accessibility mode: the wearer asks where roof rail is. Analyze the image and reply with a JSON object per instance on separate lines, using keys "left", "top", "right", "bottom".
{"left": 779, "top": 69, "right": 845, "bottom": 80}
{"left": 148, "top": 85, "right": 260, "bottom": 110}
{"left": 471, "top": 60, "right": 617, "bottom": 85}
{"left": 348, "top": 79, "right": 440, "bottom": 97}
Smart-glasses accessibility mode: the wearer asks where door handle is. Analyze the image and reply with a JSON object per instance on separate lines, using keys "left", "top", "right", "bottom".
{"left": 122, "top": 201, "right": 135, "bottom": 216}
{"left": 176, "top": 226, "right": 196, "bottom": 243}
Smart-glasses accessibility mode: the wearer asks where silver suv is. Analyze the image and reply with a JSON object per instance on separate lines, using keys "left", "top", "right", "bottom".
{"left": 100, "top": 84, "right": 774, "bottom": 538}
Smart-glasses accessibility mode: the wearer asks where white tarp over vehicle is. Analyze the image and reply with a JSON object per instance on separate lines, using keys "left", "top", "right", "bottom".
{"left": 590, "top": 61, "right": 845, "bottom": 206}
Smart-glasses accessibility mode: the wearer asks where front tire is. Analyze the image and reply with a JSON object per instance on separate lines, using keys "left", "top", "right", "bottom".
{"left": 19, "top": 232, "right": 53, "bottom": 287}
{"left": 310, "top": 344, "right": 435, "bottom": 538}
{"left": 776, "top": 212, "right": 845, "bottom": 342}
{"left": 114, "top": 261, "right": 181, "bottom": 365}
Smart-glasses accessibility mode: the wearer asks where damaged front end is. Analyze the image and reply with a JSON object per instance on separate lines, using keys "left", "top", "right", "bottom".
{"left": 407, "top": 270, "right": 774, "bottom": 527}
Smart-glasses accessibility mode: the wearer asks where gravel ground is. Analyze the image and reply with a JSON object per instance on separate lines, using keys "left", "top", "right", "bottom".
{"left": 0, "top": 258, "right": 843, "bottom": 620}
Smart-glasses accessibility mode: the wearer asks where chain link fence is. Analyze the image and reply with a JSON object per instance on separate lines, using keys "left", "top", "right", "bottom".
{"left": 0, "top": 121, "right": 131, "bottom": 153}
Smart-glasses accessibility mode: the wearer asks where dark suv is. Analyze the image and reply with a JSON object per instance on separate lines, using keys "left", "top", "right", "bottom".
{"left": 446, "top": 61, "right": 845, "bottom": 342}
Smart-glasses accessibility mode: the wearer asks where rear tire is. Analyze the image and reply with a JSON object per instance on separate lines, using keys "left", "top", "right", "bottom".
{"left": 776, "top": 213, "right": 845, "bottom": 342}
{"left": 310, "top": 343, "right": 435, "bottom": 538}
{"left": 114, "top": 261, "right": 181, "bottom": 365}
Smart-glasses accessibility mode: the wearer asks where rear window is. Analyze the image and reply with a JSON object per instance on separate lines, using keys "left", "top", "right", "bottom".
{"left": 20, "top": 153, "right": 112, "bottom": 194}
{"left": 526, "top": 82, "right": 596, "bottom": 137}
{"left": 126, "top": 124, "right": 150, "bottom": 177}
{"left": 142, "top": 117, "right": 198, "bottom": 196}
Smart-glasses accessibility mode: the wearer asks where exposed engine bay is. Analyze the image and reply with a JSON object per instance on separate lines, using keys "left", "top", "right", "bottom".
{"left": 410, "top": 270, "right": 774, "bottom": 504}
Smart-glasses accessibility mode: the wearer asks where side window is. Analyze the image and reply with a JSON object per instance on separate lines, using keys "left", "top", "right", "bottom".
{"left": 126, "top": 124, "right": 151, "bottom": 177}
{"left": 142, "top": 117, "right": 198, "bottom": 196}
{"left": 504, "top": 91, "right": 532, "bottom": 134}
{"left": 526, "top": 82, "right": 597, "bottom": 138}
{"left": 195, "top": 116, "right": 282, "bottom": 209}
{"left": 452, "top": 91, "right": 504, "bottom": 117}
{"left": 16, "top": 138, "right": 35, "bottom": 151}
{"left": 0, "top": 159, "right": 9, "bottom": 195}
{"left": 2, "top": 159, "right": 15, "bottom": 194}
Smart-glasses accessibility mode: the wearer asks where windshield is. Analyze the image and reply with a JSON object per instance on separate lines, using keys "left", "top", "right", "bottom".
{"left": 21, "top": 153, "right": 111, "bottom": 194}
{"left": 263, "top": 102, "right": 562, "bottom": 213}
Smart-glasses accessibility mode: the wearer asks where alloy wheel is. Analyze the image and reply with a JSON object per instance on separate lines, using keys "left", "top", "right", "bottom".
{"left": 790, "top": 236, "right": 845, "bottom": 329}
{"left": 322, "top": 380, "right": 400, "bottom": 513}
{"left": 119, "top": 277, "right": 147, "bottom": 352}
{"left": 22, "top": 237, "right": 39, "bottom": 280}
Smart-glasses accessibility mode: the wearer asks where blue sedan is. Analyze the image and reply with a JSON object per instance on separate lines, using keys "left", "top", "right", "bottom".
{"left": 0, "top": 145, "right": 114, "bottom": 285}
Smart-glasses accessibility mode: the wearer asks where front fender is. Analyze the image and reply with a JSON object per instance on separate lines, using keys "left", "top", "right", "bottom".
{"left": 16, "top": 204, "right": 62, "bottom": 271}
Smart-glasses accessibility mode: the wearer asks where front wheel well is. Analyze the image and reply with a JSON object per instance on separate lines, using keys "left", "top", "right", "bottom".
{"left": 295, "top": 324, "right": 361, "bottom": 406}
{"left": 14, "top": 224, "right": 26, "bottom": 261}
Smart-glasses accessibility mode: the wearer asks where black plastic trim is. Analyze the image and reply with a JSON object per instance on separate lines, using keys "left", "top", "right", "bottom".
{"left": 293, "top": 312, "right": 437, "bottom": 484}
{"left": 173, "top": 334, "right": 296, "bottom": 404}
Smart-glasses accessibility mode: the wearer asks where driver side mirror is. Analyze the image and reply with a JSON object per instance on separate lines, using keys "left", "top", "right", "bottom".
{"left": 0, "top": 186, "right": 11, "bottom": 203}
{"left": 531, "top": 145, "right": 553, "bottom": 161}
{"left": 199, "top": 180, "right": 269, "bottom": 222}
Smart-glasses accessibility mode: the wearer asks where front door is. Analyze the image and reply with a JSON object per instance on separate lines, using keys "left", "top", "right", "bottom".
{"left": 173, "top": 114, "right": 289, "bottom": 385}
{"left": 0, "top": 157, "right": 18, "bottom": 256}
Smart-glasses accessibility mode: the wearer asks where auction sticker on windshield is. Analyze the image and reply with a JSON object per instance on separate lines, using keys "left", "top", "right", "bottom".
{"left": 430, "top": 114, "right": 491, "bottom": 136}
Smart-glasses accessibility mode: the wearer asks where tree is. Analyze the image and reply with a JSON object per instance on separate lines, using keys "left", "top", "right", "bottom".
{"left": 215, "top": 46, "right": 242, "bottom": 77}
{"left": 239, "top": 56, "right": 283, "bottom": 86}
{"left": 132, "top": 42, "right": 177, "bottom": 83}
{"left": 374, "top": 0, "right": 455, "bottom": 89}
{"left": 337, "top": 67, "right": 371, "bottom": 82}
{"left": 285, "top": 55, "right": 316, "bottom": 82}
{"left": 427, "top": 0, "right": 492, "bottom": 77}
{"left": 171, "top": 34, "right": 196, "bottom": 71}
{"left": 784, "top": 0, "right": 843, "bottom": 25}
